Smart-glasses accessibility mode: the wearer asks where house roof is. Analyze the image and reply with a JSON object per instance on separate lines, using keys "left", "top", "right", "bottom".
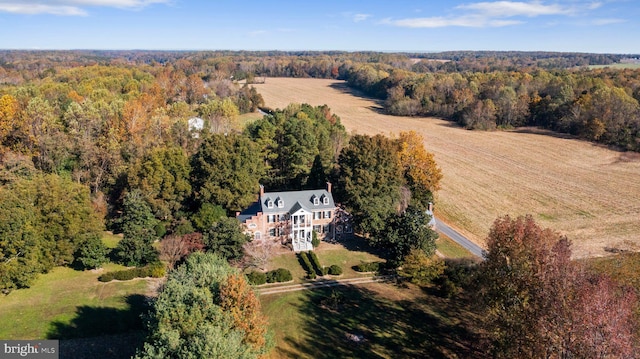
{"left": 237, "top": 188, "right": 335, "bottom": 223}
{"left": 261, "top": 189, "right": 335, "bottom": 214}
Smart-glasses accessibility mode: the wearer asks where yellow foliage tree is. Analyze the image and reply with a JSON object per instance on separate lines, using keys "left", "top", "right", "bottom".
{"left": 398, "top": 131, "right": 443, "bottom": 209}
{"left": 219, "top": 273, "right": 269, "bottom": 350}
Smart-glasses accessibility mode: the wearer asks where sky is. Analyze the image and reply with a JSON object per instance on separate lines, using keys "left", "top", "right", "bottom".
{"left": 0, "top": 0, "right": 638, "bottom": 53}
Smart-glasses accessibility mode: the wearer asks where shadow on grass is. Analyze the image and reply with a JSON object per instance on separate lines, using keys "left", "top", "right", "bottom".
{"left": 334, "top": 234, "right": 388, "bottom": 259}
{"left": 47, "top": 295, "right": 149, "bottom": 359}
{"left": 47, "top": 294, "right": 148, "bottom": 340}
{"left": 275, "top": 283, "right": 486, "bottom": 359}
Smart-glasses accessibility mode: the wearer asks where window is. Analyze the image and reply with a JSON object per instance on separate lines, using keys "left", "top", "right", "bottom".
{"left": 254, "top": 232, "right": 261, "bottom": 240}
{"left": 269, "top": 228, "right": 276, "bottom": 237}
{"left": 276, "top": 198, "right": 284, "bottom": 208}
{"left": 324, "top": 210, "right": 331, "bottom": 219}
{"left": 313, "top": 211, "right": 321, "bottom": 220}
{"left": 267, "top": 200, "right": 273, "bottom": 209}
{"left": 313, "top": 225, "right": 322, "bottom": 233}
{"left": 267, "top": 214, "right": 276, "bottom": 223}
{"left": 323, "top": 196, "right": 329, "bottom": 205}
{"left": 313, "top": 196, "right": 319, "bottom": 205}
{"left": 248, "top": 223, "right": 257, "bottom": 229}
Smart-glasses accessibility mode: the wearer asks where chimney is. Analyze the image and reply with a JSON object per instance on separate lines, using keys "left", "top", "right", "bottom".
{"left": 428, "top": 202, "right": 433, "bottom": 212}
{"left": 326, "top": 181, "right": 332, "bottom": 193}
{"left": 235, "top": 211, "right": 240, "bottom": 217}
{"left": 259, "top": 184, "right": 264, "bottom": 196}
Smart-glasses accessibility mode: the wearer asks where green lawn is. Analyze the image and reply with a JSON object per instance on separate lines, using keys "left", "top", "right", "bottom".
{"left": 266, "top": 236, "right": 385, "bottom": 283}
{"left": 0, "top": 232, "right": 155, "bottom": 340}
{"left": 436, "top": 235, "right": 474, "bottom": 259}
{"left": 261, "top": 281, "right": 484, "bottom": 359}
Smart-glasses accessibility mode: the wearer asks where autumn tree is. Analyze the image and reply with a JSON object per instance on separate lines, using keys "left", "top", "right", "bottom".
{"left": 135, "top": 252, "right": 271, "bottom": 358}
{"left": 478, "top": 215, "right": 639, "bottom": 358}
{"left": 397, "top": 131, "right": 442, "bottom": 209}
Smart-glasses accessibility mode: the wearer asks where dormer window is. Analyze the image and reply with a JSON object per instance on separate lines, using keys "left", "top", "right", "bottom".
{"left": 267, "top": 199, "right": 274, "bottom": 209}
{"left": 312, "top": 195, "right": 319, "bottom": 205}
{"left": 276, "top": 198, "right": 284, "bottom": 208}
{"left": 322, "top": 195, "right": 329, "bottom": 205}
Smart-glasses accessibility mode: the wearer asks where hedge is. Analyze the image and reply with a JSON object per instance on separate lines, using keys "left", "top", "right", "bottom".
{"left": 307, "top": 251, "right": 326, "bottom": 276}
{"left": 246, "top": 271, "right": 267, "bottom": 285}
{"left": 297, "top": 252, "right": 316, "bottom": 279}
{"left": 98, "top": 262, "right": 165, "bottom": 282}
{"left": 266, "top": 268, "right": 293, "bottom": 283}
{"left": 354, "top": 262, "right": 381, "bottom": 273}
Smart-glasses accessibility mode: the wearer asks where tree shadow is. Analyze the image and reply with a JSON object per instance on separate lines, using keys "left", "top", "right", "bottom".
{"left": 273, "top": 283, "right": 487, "bottom": 358}
{"left": 333, "top": 234, "right": 388, "bottom": 259}
{"left": 47, "top": 294, "right": 149, "bottom": 358}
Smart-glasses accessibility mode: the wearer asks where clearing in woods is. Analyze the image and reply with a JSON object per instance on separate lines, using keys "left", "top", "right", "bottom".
{"left": 254, "top": 78, "right": 640, "bottom": 258}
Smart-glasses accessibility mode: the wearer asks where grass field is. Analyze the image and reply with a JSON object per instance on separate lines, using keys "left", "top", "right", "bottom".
{"left": 261, "top": 281, "right": 484, "bottom": 359}
{"left": 254, "top": 78, "right": 640, "bottom": 258}
{"left": 0, "top": 233, "right": 158, "bottom": 341}
{"left": 588, "top": 63, "right": 640, "bottom": 69}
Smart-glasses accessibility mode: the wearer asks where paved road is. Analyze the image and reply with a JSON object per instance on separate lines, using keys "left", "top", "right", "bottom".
{"left": 434, "top": 218, "right": 485, "bottom": 258}
{"left": 258, "top": 275, "right": 394, "bottom": 295}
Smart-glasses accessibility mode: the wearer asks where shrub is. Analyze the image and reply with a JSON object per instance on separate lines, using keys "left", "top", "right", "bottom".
{"left": 312, "top": 231, "right": 320, "bottom": 248}
{"left": 246, "top": 271, "right": 267, "bottom": 285}
{"left": 354, "top": 262, "right": 381, "bottom": 273}
{"left": 297, "top": 252, "right": 315, "bottom": 279}
{"left": 328, "top": 265, "right": 343, "bottom": 276}
{"left": 308, "top": 251, "right": 324, "bottom": 276}
{"left": 98, "top": 262, "right": 165, "bottom": 282}
{"left": 266, "top": 268, "right": 292, "bottom": 283}
{"left": 74, "top": 234, "right": 109, "bottom": 270}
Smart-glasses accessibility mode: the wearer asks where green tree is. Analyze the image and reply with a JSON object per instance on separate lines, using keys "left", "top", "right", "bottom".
{"left": 336, "top": 134, "right": 404, "bottom": 235}
{"left": 191, "top": 133, "right": 264, "bottom": 212}
{"left": 115, "top": 190, "right": 159, "bottom": 266}
{"left": 135, "top": 252, "right": 271, "bottom": 359}
{"left": 399, "top": 249, "right": 445, "bottom": 286}
{"left": 129, "top": 146, "right": 192, "bottom": 222}
{"left": 73, "top": 234, "right": 109, "bottom": 270}
{"left": 377, "top": 206, "right": 438, "bottom": 266}
{"left": 202, "top": 217, "right": 250, "bottom": 261}
{"left": 192, "top": 203, "right": 227, "bottom": 232}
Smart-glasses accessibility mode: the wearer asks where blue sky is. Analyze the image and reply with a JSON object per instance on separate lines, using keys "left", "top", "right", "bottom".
{"left": 1, "top": 0, "right": 638, "bottom": 53}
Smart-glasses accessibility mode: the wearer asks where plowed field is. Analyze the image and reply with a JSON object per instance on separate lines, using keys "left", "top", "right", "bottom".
{"left": 255, "top": 78, "right": 640, "bottom": 258}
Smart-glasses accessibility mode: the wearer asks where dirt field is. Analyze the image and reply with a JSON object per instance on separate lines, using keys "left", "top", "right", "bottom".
{"left": 254, "top": 78, "right": 640, "bottom": 258}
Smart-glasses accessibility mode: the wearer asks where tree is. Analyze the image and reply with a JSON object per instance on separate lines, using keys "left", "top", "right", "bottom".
{"left": 129, "top": 146, "right": 191, "bottom": 223}
{"left": 115, "top": 190, "right": 159, "bottom": 266}
{"left": 203, "top": 217, "right": 251, "bottom": 261}
{"left": 399, "top": 249, "right": 445, "bottom": 286}
{"left": 135, "top": 252, "right": 271, "bottom": 359}
{"left": 478, "top": 215, "right": 639, "bottom": 358}
{"left": 73, "top": 234, "right": 109, "bottom": 270}
{"left": 242, "top": 240, "right": 278, "bottom": 271}
{"left": 192, "top": 203, "right": 226, "bottom": 232}
{"left": 336, "top": 134, "right": 404, "bottom": 235}
{"left": 377, "top": 206, "right": 438, "bottom": 266}
{"left": 397, "top": 131, "right": 442, "bottom": 209}
{"left": 191, "top": 133, "right": 264, "bottom": 213}
{"left": 159, "top": 235, "right": 189, "bottom": 270}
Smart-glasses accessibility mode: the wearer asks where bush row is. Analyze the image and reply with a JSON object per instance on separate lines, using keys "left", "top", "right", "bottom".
{"left": 298, "top": 252, "right": 316, "bottom": 279}
{"left": 98, "top": 262, "right": 165, "bottom": 282}
{"left": 307, "top": 251, "right": 326, "bottom": 276}
{"left": 354, "top": 261, "right": 382, "bottom": 273}
{"left": 246, "top": 268, "right": 293, "bottom": 285}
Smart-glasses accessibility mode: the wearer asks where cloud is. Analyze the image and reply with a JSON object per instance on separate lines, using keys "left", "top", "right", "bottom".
{"left": 592, "top": 18, "right": 625, "bottom": 25}
{"left": 248, "top": 30, "right": 267, "bottom": 37}
{"left": 0, "top": 0, "right": 171, "bottom": 15}
{"left": 385, "top": 1, "right": 605, "bottom": 28}
{"left": 456, "top": 1, "right": 570, "bottom": 17}
{"left": 352, "top": 13, "right": 371, "bottom": 22}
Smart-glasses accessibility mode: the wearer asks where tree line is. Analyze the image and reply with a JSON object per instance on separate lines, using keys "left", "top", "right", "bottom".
{"left": 345, "top": 64, "right": 640, "bottom": 151}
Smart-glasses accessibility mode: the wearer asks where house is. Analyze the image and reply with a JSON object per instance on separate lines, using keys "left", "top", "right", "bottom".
{"left": 426, "top": 202, "right": 436, "bottom": 229}
{"left": 237, "top": 182, "right": 350, "bottom": 252}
